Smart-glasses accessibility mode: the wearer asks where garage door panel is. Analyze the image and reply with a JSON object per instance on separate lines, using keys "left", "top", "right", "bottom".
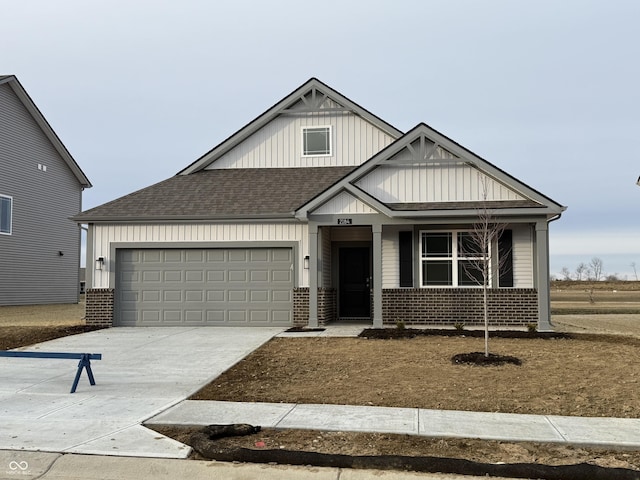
{"left": 164, "top": 271, "right": 182, "bottom": 282}
{"left": 206, "top": 290, "right": 225, "bottom": 301}
{"left": 164, "top": 290, "right": 183, "bottom": 302}
{"left": 228, "top": 310, "right": 247, "bottom": 322}
{"left": 206, "top": 310, "right": 225, "bottom": 322}
{"left": 228, "top": 270, "right": 247, "bottom": 282}
{"left": 185, "top": 290, "right": 203, "bottom": 302}
{"left": 272, "top": 249, "right": 292, "bottom": 262}
{"left": 250, "top": 249, "right": 269, "bottom": 262}
{"left": 272, "top": 310, "right": 291, "bottom": 322}
{"left": 272, "top": 270, "right": 292, "bottom": 282}
{"left": 272, "top": 290, "right": 292, "bottom": 302}
{"left": 143, "top": 251, "right": 162, "bottom": 262}
{"left": 185, "top": 270, "right": 204, "bottom": 282}
{"left": 163, "top": 311, "right": 182, "bottom": 322}
{"left": 142, "top": 271, "right": 162, "bottom": 282}
{"left": 250, "top": 290, "right": 269, "bottom": 302}
{"left": 228, "top": 250, "right": 247, "bottom": 262}
{"left": 116, "top": 247, "right": 293, "bottom": 326}
{"left": 228, "top": 290, "right": 247, "bottom": 302}
{"left": 207, "top": 270, "right": 225, "bottom": 282}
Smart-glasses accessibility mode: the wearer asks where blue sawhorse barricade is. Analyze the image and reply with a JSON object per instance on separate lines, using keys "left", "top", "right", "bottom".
{"left": 0, "top": 351, "right": 102, "bottom": 393}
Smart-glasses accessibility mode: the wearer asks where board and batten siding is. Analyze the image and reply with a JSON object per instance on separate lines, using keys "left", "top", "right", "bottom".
{"left": 206, "top": 112, "right": 395, "bottom": 169}
{"left": 312, "top": 191, "right": 378, "bottom": 215}
{"left": 382, "top": 225, "right": 402, "bottom": 288}
{"left": 512, "top": 224, "right": 534, "bottom": 288}
{"left": 91, "top": 222, "right": 309, "bottom": 289}
{"left": 320, "top": 226, "right": 332, "bottom": 288}
{"left": 0, "top": 83, "right": 82, "bottom": 305}
{"left": 356, "top": 164, "right": 526, "bottom": 203}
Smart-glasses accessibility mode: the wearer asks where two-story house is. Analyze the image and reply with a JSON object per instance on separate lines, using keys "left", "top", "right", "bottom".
{"left": 0, "top": 75, "right": 92, "bottom": 305}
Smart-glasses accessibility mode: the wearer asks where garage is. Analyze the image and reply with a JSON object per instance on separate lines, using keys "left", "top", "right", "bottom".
{"left": 115, "top": 247, "right": 293, "bottom": 326}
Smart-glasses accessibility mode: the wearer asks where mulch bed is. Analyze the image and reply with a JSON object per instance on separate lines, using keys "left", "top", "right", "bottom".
{"left": 360, "top": 328, "right": 571, "bottom": 340}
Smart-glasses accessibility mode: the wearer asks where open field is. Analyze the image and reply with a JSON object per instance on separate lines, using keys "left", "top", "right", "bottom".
{"left": 0, "top": 297, "right": 85, "bottom": 326}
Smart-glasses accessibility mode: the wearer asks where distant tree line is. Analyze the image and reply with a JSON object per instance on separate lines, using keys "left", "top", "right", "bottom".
{"left": 553, "top": 257, "right": 639, "bottom": 281}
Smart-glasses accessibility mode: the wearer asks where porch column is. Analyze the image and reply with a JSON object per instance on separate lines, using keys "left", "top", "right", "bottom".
{"left": 535, "top": 221, "right": 553, "bottom": 331}
{"left": 308, "top": 224, "right": 319, "bottom": 328}
{"left": 372, "top": 224, "right": 383, "bottom": 328}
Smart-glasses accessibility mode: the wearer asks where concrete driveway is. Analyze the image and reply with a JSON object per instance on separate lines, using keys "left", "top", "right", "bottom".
{"left": 0, "top": 327, "right": 283, "bottom": 458}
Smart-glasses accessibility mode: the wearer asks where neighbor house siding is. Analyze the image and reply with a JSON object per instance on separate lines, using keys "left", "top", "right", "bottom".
{"left": 356, "top": 163, "right": 526, "bottom": 204}
{"left": 207, "top": 112, "right": 395, "bottom": 169}
{"left": 90, "top": 222, "right": 309, "bottom": 289}
{"left": 0, "top": 83, "right": 82, "bottom": 305}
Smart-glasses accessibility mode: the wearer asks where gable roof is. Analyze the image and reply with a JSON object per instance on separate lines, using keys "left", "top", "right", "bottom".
{"left": 178, "top": 78, "right": 403, "bottom": 175}
{"left": 298, "top": 123, "right": 566, "bottom": 218}
{"left": 73, "top": 167, "right": 355, "bottom": 222}
{"left": 0, "top": 75, "right": 92, "bottom": 188}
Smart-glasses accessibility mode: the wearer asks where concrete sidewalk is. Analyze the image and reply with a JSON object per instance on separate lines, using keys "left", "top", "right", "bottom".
{"left": 0, "top": 451, "right": 515, "bottom": 480}
{"left": 149, "top": 400, "right": 640, "bottom": 450}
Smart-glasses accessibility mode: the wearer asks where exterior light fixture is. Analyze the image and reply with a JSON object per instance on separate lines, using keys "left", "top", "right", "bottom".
{"left": 636, "top": 176, "right": 640, "bottom": 187}
{"left": 95, "top": 257, "right": 105, "bottom": 270}
{"left": 304, "top": 255, "right": 310, "bottom": 269}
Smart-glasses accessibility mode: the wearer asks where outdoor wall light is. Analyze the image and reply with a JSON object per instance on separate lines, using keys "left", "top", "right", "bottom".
{"left": 304, "top": 255, "right": 310, "bottom": 269}
{"left": 95, "top": 257, "right": 105, "bottom": 270}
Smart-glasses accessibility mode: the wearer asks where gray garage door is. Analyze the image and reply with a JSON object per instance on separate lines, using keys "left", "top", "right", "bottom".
{"left": 115, "top": 248, "right": 293, "bottom": 326}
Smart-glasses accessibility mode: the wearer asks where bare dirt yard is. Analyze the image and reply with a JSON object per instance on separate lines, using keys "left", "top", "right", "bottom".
{"left": 3, "top": 289, "right": 640, "bottom": 475}
{"left": 158, "top": 331, "right": 640, "bottom": 474}
{"left": 0, "top": 298, "right": 100, "bottom": 350}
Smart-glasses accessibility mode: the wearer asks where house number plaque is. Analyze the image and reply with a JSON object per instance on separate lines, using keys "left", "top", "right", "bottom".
{"left": 337, "top": 218, "right": 352, "bottom": 225}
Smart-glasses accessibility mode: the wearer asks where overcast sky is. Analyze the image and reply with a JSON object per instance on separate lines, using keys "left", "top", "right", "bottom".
{"left": 3, "top": 0, "right": 639, "bottom": 276}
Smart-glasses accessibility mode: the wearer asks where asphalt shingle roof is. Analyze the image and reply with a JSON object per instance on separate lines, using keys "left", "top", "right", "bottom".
{"left": 74, "top": 167, "right": 356, "bottom": 221}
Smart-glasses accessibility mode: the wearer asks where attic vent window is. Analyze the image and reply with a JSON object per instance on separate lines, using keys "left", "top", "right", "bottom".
{"left": 302, "top": 126, "right": 331, "bottom": 156}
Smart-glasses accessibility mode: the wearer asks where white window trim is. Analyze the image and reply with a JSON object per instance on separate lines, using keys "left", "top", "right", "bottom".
{"left": 0, "top": 194, "right": 13, "bottom": 235}
{"left": 301, "top": 125, "right": 332, "bottom": 157}
{"left": 419, "top": 230, "right": 491, "bottom": 288}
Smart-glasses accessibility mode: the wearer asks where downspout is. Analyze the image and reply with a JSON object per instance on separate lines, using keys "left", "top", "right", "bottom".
{"left": 543, "top": 213, "right": 563, "bottom": 329}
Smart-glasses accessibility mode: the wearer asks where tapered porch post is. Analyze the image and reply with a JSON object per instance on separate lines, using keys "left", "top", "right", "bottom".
{"left": 308, "top": 224, "right": 319, "bottom": 328}
{"left": 535, "top": 221, "right": 553, "bottom": 331}
{"left": 372, "top": 224, "right": 383, "bottom": 328}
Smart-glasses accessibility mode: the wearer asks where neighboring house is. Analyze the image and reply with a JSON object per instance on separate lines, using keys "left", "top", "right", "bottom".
{"left": 0, "top": 75, "right": 92, "bottom": 305}
{"left": 74, "top": 78, "right": 565, "bottom": 329}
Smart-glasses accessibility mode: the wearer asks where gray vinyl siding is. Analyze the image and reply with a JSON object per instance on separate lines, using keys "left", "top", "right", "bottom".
{"left": 0, "top": 83, "right": 82, "bottom": 305}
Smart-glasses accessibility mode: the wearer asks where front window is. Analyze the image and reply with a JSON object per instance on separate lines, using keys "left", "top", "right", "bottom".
{"left": 421, "top": 231, "right": 489, "bottom": 287}
{"left": 0, "top": 195, "right": 12, "bottom": 235}
{"left": 302, "top": 126, "right": 331, "bottom": 156}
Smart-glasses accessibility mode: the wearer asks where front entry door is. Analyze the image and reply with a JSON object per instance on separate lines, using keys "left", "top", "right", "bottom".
{"left": 338, "top": 247, "right": 371, "bottom": 318}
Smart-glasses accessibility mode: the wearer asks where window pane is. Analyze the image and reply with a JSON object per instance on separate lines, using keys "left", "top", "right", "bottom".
{"left": 458, "top": 232, "right": 485, "bottom": 257}
{"left": 458, "top": 260, "right": 484, "bottom": 286}
{"left": 304, "top": 127, "right": 330, "bottom": 155}
{"left": 0, "top": 197, "right": 11, "bottom": 234}
{"left": 422, "top": 233, "right": 451, "bottom": 257}
{"left": 422, "top": 260, "right": 452, "bottom": 285}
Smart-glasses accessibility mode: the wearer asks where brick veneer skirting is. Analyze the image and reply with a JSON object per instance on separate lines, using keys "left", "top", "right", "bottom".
{"left": 382, "top": 288, "right": 538, "bottom": 326}
{"left": 85, "top": 288, "right": 115, "bottom": 327}
{"left": 293, "top": 288, "right": 336, "bottom": 326}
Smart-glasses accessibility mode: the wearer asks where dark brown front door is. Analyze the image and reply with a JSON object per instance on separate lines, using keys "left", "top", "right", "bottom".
{"left": 338, "top": 247, "right": 370, "bottom": 318}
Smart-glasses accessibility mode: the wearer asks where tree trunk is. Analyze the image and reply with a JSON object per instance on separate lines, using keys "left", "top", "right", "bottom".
{"left": 483, "top": 282, "right": 489, "bottom": 357}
